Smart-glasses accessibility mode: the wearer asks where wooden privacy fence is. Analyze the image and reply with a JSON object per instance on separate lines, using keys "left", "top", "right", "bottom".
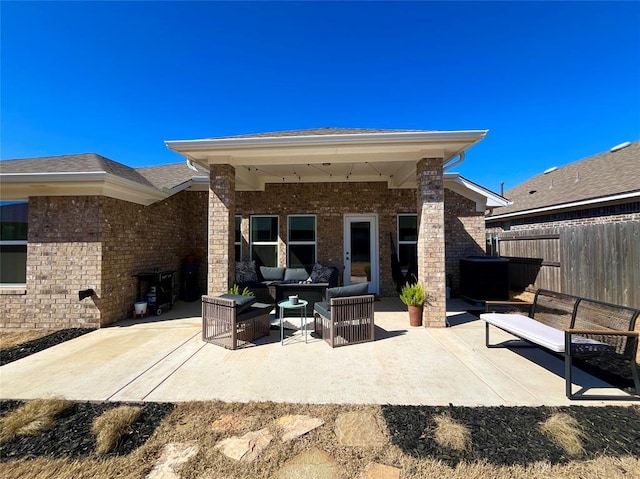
{"left": 490, "top": 222, "right": 640, "bottom": 309}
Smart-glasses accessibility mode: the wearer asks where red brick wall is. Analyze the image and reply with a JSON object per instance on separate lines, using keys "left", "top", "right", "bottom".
{"left": 0, "top": 196, "right": 103, "bottom": 329}
{"left": 444, "top": 189, "right": 486, "bottom": 294}
{"left": 237, "top": 182, "right": 418, "bottom": 297}
{"left": 0, "top": 192, "right": 209, "bottom": 329}
{"left": 0, "top": 183, "right": 485, "bottom": 329}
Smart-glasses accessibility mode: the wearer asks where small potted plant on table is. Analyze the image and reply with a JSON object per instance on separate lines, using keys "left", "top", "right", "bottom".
{"left": 400, "top": 282, "right": 427, "bottom": 327}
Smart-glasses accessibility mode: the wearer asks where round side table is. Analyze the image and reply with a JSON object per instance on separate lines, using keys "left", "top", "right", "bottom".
{"left": 277, "top": 299, "right": 308, "bottom": 345}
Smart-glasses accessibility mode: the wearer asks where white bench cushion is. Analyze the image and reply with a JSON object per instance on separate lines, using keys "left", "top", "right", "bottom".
{"left": 480, "top": 313, "right": 566, "bottom": 352}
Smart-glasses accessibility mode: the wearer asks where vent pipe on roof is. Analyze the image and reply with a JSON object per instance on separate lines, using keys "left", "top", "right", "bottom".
{"left": 443, "top": 151, "right": 465, "bottom": 171}
{"left": 500, "top": 181, "right": 504, "bottom": 196}
{"left": 610, "top": 141, "right": 631, "bottom": 152}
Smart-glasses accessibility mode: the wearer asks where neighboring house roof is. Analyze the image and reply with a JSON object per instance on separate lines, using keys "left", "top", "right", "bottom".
{"left": 487, "top": 141, "right": 640, "bottom": 220}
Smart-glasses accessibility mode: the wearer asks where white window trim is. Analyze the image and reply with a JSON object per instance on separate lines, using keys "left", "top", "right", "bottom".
{"left": 234, "top": 215, "right": 242, "bottom": 262}
{"left": 287, "top": 214, "right": 317, "bottom": 268}
{"left": 250, "top": 215, "right": 279, "bottom": 266}
{"left": 397, "top": 213, "right": 417, "bottom": 272}
{"left": 0, "top": 200, "right": 28, "bottom": 287}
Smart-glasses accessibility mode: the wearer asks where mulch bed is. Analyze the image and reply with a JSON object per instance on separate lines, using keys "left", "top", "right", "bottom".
{"left": 0, "top": 329, "right": 94, "bottom": 366}
{"left": 0, "top": 401, "right": 174, "bottom": 460}
{"left": 382, "top": 404, "right": 640, "bottom": 466}
{"left": 0, "top": 400, "right": 638, "bottom": 466}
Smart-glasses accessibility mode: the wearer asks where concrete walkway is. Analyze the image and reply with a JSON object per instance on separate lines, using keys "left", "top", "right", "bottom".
{"left": 0, "top": 299, "right": 636, "bottom": 406}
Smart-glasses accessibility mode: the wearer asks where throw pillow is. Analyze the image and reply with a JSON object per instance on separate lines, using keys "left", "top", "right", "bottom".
{"left": 284, "top": 268, "right": 310, "bottom": 282}
{"left": 259, "top": 266, "right": 285, "bottom": 281}
{"left": 235, "top": 261, "right": 258, "bottom": 283}
{"left": 309, "top": 263, "right": 334, "bottom": 283}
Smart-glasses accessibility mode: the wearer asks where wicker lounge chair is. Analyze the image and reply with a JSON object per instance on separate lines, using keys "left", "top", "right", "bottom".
{"left": 202, "top": 295, "right": 272, "bottom": 350}
{"left": 313, "top": 283, "right": 375, "bottom": 348}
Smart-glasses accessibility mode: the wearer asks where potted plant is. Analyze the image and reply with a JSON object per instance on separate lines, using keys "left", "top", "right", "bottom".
{"left": 399, "top": 282, "right": 427, "bottom": 327}
{"left": 228, "top": 284, "right": 254, "bottom": 296}
{"left": 364, "top": 263, "right": 371, "bottom": 282}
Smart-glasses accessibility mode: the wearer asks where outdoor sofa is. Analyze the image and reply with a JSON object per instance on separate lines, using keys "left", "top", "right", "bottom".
{"left": 236, "top": 262, "right": 340, "bottom": 315}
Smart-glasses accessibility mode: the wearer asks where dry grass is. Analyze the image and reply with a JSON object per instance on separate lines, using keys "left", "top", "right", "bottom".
{"left": 0, "top": 330, "right": 54, "bottom": 350}
{"left": 433, "top": 413, "right": 472, "bottom": 451}
{"left": 1, "top": 402, "right": 638, "bottom": 479}
{"left": 510, "top": 290, "right": 536, "bottom": 302}
{"left": 1, "top": 452, "right": 639, "bottom": 479}
{"left": 539, "top": 413, "right": 585, "bottom": 457}
{"left": 92, "top": 405, "right": 142, "bottom": 455}
{"left": 0, "top": 398, "right": 72, "bottom": 443}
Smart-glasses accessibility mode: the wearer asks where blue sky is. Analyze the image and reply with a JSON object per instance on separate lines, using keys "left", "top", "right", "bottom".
{"left": 1, "top": 1, "right": 638, "bottom": 194}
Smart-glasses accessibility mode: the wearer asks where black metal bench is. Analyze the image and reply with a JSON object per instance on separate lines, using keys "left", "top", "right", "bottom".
{"left": 481, "top": 289, "right": 639, "bottom": 399}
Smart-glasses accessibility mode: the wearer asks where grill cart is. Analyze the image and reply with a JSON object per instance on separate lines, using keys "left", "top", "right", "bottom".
{"left": 132, "top": 270, "right": 176, "bottom": 316}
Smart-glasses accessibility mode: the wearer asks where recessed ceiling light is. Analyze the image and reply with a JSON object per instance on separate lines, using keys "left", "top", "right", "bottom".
{"left": 322, "top": 163, "right": 331, "bottom": 166}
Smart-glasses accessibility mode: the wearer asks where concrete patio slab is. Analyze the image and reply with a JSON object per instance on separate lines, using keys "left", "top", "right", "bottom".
{"left": 0, "top": 299, "right": 636, "bottom": 406}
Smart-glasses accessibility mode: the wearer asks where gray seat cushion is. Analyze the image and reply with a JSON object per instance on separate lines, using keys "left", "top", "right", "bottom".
{"left": 326, "top": 282, "right": 369, "bottom": 301}
{"left": 219, "top": 293, "right": 257, "bottom": 314}
{"left": 314, "top": 301, "right": 331, "bottom": 320}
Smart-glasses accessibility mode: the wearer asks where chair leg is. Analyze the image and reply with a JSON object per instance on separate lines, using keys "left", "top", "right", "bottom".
{"left": 485, "top": 322, "right": 491, "bottom": 347}
{"left": 631, "top": 359, "right": 640, "bottom": 395}
{"left": 564, "top": 332, "right": 573, "bottom": 399}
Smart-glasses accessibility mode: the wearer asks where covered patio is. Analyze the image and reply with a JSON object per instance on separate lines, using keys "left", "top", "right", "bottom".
{"left": 0, "top": 300, "right": 634, "bottom": 406}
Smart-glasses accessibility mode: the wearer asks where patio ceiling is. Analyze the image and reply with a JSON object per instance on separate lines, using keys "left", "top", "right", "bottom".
{"left": 165, "top": 130, "right": 488, "bottom": 191}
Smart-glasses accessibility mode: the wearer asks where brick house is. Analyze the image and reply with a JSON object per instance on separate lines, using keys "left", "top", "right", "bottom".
{"left": 485, "top": 140, "right": 640, "bottom": 307}
{"left": 1, "top": 128, "right": 507, "bottom": 329}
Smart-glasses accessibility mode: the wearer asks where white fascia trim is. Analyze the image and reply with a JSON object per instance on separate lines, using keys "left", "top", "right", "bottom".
{"left": 486, "top": 190, "right": 640, "bottom": 221}
{"left": 0, "top": 172, "right": 168, "bottom": 205}
{"left": 165, "top": 176, "right": 209, "bottom": 195}
{"left": 165, "top": 130, "right": 488, "bottom": 151}
{"left": 444, "top": 173, "right": 511, "bottom": 209}
{"left": 1, "top": 171, "right": 108, "bottom": 182}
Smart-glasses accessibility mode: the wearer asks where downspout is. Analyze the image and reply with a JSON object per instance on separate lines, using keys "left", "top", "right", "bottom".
{"left": 186, "top": 159, "right": 198, "bottom": 172}
{"left": 443, "top": 151, "right": 465, "bottom": 171}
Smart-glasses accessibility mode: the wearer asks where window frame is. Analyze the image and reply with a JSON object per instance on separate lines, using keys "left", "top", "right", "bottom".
{"left": 397, "top": 213, "right": 418, "bottom": 273}
{"left": 234, "top": 215, "right": 242, "bottom": 262}
{"left": 287, "top": 214, "right": 317, "bottom": 268}
{"left": 250, "top": 215, "right": 279, "bottom": 267}
{"left": 0, "top": 200, "right": 28, "bottom": 287}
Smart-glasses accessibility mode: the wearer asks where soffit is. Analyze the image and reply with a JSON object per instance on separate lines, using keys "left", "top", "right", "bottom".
{"left": 166, "top": 129, "right": 488, "bottom": 190}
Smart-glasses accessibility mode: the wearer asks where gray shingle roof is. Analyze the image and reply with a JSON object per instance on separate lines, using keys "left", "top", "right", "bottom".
{"left": 135, "top": 162, "right": 208, "bottom": 190}
{"left": 488, "top": 141, "right": 640, "bottom": 217}
{"left": 0, "top": 153, "right": 158, "bottom": 189}
{"left": 212, "top": 127, "right": 430, "bottom": 139}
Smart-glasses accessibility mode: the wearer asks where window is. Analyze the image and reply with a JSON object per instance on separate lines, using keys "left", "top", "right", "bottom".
{"left": 0, "top": 201, "right": 28, "bottom": 286}
{"left": 288, "top": 215, "right": 316, "bottom": 269}
{"left": 250, "top": 215, "right": 278, "bottom": 267}
{"left": 397, "top": 214, "right": 417, "bottom": 272}
{"left": 234, "top": 215, "right": 242, "bottom": 262}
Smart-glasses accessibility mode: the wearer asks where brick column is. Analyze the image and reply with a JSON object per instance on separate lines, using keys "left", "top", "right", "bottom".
{"left": 208, "top": 164, "right": 235, "bottom": 295}
{"left": 417, "top": 158, "right": 446, "bottom": 327}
